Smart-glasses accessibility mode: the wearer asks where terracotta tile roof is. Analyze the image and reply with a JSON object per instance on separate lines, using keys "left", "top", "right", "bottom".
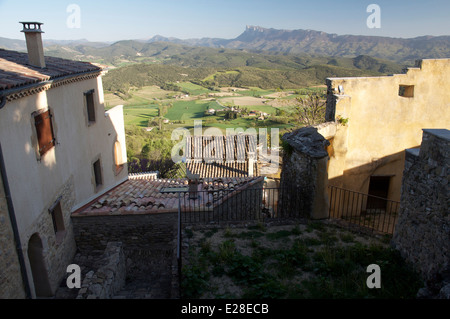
{"left": 72, "top": 176, "right": 264, "bottom": 217}
{"left": 186, "top": 161, "right": 256, "bottom": 178}
{"left": 128, "top": 171, "right": 159, "bottom": 180}
{"left": 0, "top": 48, "right": 101, "bottom": 92}
{"left": 185, "top": 135, "right": 258, "bottom": 178}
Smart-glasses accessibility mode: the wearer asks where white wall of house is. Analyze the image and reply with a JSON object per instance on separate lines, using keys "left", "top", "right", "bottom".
{"left": 0, "top": 76, "right": 127, "bottom": 234}
{"left": 0, "top": 75, "right": 127, "bottom": 295}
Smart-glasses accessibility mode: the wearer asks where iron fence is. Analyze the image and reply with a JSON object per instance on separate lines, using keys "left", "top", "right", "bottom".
{"left": 178, "top": 186, "right": 304, "bottom": 224}
{"left": 328, "top": 185, "right": 400, "bottom": 234}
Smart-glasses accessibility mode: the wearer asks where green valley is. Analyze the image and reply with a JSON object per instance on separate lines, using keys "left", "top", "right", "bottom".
{"left": 98, "top": 42, "right": 407, "bottom": 177}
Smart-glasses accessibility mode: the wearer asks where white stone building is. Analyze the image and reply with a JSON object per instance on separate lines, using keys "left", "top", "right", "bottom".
{"left": 0, "top": 22, "right": 127, "bottom": 298}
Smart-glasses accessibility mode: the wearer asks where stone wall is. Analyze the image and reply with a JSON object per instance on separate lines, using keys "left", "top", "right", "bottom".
{"left": 392, "top": 129, "right": 450, "bottom": 298}
{"left": 279, "top": 127, "right": 330, "bottom": 219}
{"left": 25, "top": 175, "right": 77, "bottom": 297}
{"left": 72, "top": 212, "right": 178, "bottom": 298}
{"left": 72, "top": 212, "right": 177, "bottom": 253}
{"left": 76, "top": 242, "right": 126, "bottom": 299}
{"left": 0, "top": 169, "right": 26, "bottom": 299}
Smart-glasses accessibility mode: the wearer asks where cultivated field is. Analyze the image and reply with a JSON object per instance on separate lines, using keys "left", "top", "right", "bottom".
{"left": 219, "top": 96, "right": 271, "bottom": 106}
{"left": 104, "top": 82, "right": 325, "bottom": 129}
{"left": 122, "top": 105, "right": 159, "bottom": 127}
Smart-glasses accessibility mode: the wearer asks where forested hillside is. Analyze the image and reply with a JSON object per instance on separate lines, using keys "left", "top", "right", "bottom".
{"left": 102, "top": 45, "right": 404, "bottom": 94}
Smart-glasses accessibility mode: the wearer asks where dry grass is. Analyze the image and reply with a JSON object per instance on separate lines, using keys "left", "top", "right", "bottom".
{"left": 181, "top": 221, "right": 422, "bottom": 299}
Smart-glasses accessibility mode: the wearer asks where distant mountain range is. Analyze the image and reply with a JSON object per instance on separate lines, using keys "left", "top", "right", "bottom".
{"left": 0, "top": 37, "right": 111, "bottom": 51}
{"left": 1, "top": 25, "right": 449, "bottom": 66}
{"left": 143, "top": 26, "right": 450, "bottom": 64}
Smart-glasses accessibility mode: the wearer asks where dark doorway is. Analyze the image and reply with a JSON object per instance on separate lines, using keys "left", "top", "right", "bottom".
{"left": 27, "top": 233, "right": 53, "bottom": 297}
{"left": 367, "top": 176, "right": 391, "bottom": 211}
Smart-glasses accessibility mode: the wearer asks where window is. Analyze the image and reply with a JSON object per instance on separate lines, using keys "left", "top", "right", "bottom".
{"left": 93, "top": 158, "right": 103, "bottom": 188}
{"left": 399, "top": 85, "right": 414, "bottom": 98}
{"left": 34, "top": 109, "right": 56, "bottom": 157}
{"left": 85, "top": 89, "right": 96, "bottom": 123}
{"left": 49, "top": 200, "right": 65, "bottom": 243}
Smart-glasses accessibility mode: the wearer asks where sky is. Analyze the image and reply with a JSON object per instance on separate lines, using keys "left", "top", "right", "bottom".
{"left": 0, "top": 0, "right": 449, "bottom": 42}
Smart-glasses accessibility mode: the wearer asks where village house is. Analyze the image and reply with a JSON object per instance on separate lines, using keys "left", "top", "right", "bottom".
{"left": 0, "top": 22, "right": 127, "bottom": 298}
{"left": 280, "top": 58, "right": 449, "bottom": 224}
{"left": 320, "top": 59, "right": 449, "bottom": 203}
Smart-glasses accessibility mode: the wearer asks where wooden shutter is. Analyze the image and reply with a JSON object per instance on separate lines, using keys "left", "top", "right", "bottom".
{"left": 34, "top": 110, "right": 55, "bottom": 156}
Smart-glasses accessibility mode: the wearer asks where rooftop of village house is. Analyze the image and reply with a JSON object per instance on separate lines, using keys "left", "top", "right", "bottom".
{"left": 185, "top": 134, "right": 259, "bottom": 178}
{"left": 0, "top": 48, "right": 102, "bottom": 92}
{"left": 72, "top": 175, "right": 264, "bottom": 217}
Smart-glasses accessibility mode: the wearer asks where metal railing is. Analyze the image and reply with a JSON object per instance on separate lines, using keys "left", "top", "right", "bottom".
{"left": 328, "top": 185, "right": 400, "bottom": 234}
{"left": 178, "top": 186, "right": 304, "bottom": 224}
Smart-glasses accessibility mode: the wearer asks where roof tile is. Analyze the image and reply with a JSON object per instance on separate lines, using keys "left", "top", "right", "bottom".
{"left": 72, "top": 176, "right": 264, "bottom": 217}
{"left": 0, "top": 48, "right": 101, "bottom": 92}
{"left": 185, "top": 135, "right": 259, "bottom": 178}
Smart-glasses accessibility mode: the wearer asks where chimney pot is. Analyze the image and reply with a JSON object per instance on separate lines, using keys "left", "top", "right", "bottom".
{"left": 19, "top": 21, "right": 46, "bottom": 68}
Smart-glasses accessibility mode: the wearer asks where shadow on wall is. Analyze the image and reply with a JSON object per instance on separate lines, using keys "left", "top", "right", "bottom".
{"left": 327, "top": 149, "right": 415, "bottom": 202}
{"left": 325, "top": 149, "right": 418, "bottom": 234}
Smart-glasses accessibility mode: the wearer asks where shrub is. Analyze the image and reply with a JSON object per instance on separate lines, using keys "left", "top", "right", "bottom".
{"left": 181, "top": 262, "right": 210, "bottom": 299}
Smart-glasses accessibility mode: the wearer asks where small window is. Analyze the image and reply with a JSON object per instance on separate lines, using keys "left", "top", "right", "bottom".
{"left": 399, "top": 85, "right": 414, "bottom": 98}
{"left": 85, "top": 89, "right": 96, "bottom": 123}
{"left": 34, "top": 109, "right": 56, "bottom": 156}
{"left": 49, "top": 201, "right": 65, "bottom": 243}
{"left": 93, "top": 159, "right": 103, "bottom": 188}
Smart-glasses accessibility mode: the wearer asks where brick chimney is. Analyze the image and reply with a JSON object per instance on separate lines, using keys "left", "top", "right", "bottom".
{"left": 186, "top": 167, "right": 199, "bottom": 200}
{"left": 20, "top": 22, "right": 46, "bottom": 68}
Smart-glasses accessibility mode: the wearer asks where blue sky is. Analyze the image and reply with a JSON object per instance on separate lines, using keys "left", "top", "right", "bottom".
{"left": 0, "top": 0, "right": 449, "bottom": 42}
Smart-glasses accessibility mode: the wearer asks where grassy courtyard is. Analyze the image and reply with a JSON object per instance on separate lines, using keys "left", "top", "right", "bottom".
{"left": 181, "top": 221, "right": 423, "bottom": 299}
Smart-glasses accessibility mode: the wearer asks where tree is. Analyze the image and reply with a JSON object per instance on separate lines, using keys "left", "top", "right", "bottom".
{"left": 147, "top": 117, "right": 164, "bottom": 130}
{"left": 225, "top": 110, "right": 237, "bottom": 119}
{"left": 158, "top": 103, "right": 170, "bottom": 117}
{"left": 294, "top": 93, "right": 326, "bottom": 126}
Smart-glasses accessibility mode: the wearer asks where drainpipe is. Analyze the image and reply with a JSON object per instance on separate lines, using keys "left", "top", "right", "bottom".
{"left": 0, "top": 143, "right": 32, "bottom": 298}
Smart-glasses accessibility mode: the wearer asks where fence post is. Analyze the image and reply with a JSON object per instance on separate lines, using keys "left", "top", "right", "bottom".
{"left": 177, "top": 191, "right": 182, "bottom": 298}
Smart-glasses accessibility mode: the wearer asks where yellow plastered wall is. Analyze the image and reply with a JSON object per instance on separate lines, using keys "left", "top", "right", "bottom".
{"left": 326, "top": 59, "right": 450, "bottom": 201}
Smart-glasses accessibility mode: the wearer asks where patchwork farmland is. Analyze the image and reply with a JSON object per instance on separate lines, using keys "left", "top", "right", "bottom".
{"left": 104, "top": 84, "right": 324, "bottom": 131}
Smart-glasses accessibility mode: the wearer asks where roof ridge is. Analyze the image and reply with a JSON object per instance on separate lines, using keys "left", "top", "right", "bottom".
{"left": 0, "top": 48, "right": 102, "bottom": 94}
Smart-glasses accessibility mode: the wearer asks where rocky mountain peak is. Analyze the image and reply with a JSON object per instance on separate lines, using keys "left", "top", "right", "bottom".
{"left": 245, "top": 25, "right": 268, "bottom": 32}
